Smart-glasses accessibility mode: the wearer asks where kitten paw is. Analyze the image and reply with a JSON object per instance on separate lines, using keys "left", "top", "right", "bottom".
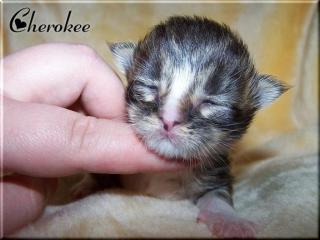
{"left": 70, "top": 176, "right": 98, "bottom": 200}
{"left": 197, "top": 211, "right": 257, "bottom": 238}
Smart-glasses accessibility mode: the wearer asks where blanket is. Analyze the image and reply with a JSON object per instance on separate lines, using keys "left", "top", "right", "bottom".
{"left": 3, "top": 2, "right": 318, "bottom": 238}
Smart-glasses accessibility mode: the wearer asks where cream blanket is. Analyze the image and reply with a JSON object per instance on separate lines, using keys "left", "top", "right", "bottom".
{"left": 3, "top": 2, "right": 318, "bottom": 238}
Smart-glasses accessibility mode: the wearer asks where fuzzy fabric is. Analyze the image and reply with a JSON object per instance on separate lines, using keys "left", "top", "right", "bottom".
{"left": 3, "top": 2, "right": 318, "bottom": 238}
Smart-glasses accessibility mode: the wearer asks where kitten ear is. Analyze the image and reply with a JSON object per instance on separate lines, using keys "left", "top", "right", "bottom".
{"left": 249, "top": 74, "right": 290, "bottom": 108}
{"left": 107, "top": 42, "right": 136, "bottom": 73}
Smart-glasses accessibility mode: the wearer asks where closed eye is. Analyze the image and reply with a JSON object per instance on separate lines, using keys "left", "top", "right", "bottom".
{"left": 201, "top": 99, "right": 218, "bottom": 106}
{"left": 138, "top": 82, "right": 158, "bottom": 91}
{"left": 199, "top": 99, "right": 230, "bottom": 118}
{"left": 134, "top": 82, "right": 159, "bottom": 103}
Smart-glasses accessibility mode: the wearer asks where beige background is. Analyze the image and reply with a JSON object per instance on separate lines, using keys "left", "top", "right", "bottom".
{"left": 2, "top": 2, "right": 318, "bottom": 238}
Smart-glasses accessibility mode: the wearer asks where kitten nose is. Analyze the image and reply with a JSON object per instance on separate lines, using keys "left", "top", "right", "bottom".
{"left": 161, "top": 118, "right": 180, "bottom": 131}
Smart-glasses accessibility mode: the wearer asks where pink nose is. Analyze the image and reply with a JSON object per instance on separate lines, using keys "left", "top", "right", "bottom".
{"left": 161, "top": 118, "right": 180, "bottom": 131}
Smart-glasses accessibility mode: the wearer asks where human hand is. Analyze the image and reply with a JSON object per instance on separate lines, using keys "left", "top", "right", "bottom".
{"left": 1, "top": 43, "right": 180, "bottom": 236}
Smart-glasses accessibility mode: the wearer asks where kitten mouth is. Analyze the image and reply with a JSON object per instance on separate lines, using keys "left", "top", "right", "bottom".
{"left": 159, "top": 129, "right": 177, "bottom": 142}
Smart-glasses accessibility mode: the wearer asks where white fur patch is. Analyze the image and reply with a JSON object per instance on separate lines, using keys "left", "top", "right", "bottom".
{"left": 162, "top": 63, "right": 195, "bottom": 122}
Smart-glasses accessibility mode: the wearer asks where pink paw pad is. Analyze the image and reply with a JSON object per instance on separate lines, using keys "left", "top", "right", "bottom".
{"left": 197, "top": 211, "right": 257, "bottom": 238}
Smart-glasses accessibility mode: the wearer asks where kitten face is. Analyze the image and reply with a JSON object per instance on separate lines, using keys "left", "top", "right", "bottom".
{"left": 110, "top": 16, "right": 287, "bottom": 162}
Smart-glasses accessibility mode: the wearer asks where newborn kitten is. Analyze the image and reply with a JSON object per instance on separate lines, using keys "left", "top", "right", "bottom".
{"left": 76, "top": 16, "right": 288, "bottom": 238}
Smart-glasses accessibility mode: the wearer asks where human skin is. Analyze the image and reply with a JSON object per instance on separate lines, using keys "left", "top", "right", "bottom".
{"left": 1, "top": 43, "right": 181, "bottom": 236}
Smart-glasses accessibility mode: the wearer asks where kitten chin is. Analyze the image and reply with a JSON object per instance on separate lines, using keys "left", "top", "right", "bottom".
{"left": 128, "top": 104, "right": 210, "bottom": 161}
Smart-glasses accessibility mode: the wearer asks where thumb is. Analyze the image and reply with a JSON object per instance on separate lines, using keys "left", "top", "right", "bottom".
{"left": 4, "top": 97, "right": 180, "bottom": 177}
{"left": 1, "top": 175, "right": 57, "bottom": 236}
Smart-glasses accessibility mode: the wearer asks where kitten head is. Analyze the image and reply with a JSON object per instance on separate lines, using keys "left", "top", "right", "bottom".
{"left": 109, "top": 16, "right": 288, "bottom": 162}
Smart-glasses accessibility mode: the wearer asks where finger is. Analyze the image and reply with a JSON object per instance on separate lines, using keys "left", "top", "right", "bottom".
{"left": 1, "top": 175, "right": 57, "bottom": 236}
{"left": 4, "top": 97, "right": 181, "bottom": 177}
{"left": 3, "top": 43, "right": 125, "bottom": 119}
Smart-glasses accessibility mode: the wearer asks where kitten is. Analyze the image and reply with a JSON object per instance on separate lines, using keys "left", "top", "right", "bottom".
{"left": 79, "top": 16, "right": 288, "bottom": 238}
